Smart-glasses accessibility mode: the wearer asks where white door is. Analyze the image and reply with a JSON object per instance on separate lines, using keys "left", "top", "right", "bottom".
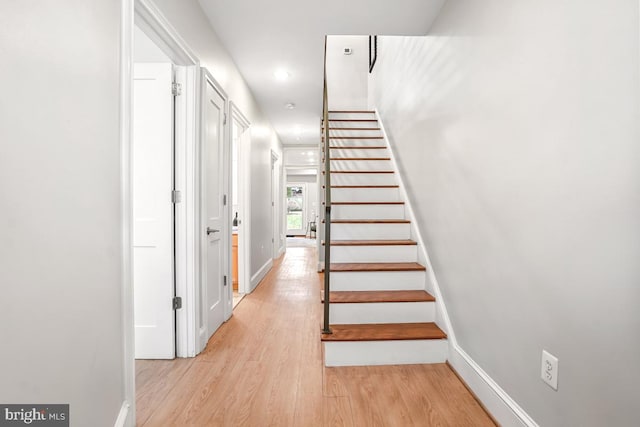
{"left": 132, "top": 63, "right": 175, "bottom": 359}
{"left": 203, "top": 78, "right": 226, "bottom": 342}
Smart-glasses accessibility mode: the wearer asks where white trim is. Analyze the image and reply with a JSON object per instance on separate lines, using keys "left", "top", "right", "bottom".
{"left": 449, "top": 345, "right": 538, "bottom": 427}
{"left": 317, "top": 261, "right": 324, "bottom": 272}
{"left": 113, "top": 401, "right": 130, "bottom": 427}
{"left": 134, "top": 0, "right": 198, "bottom": 65}
{"left": 229, "top": 102, "right": 251, "bottom": 300}
{"left": 119, "top": 1, "right": 135, "bottom": 426}
{"left": 374, "top": 109, "right": 455, "bottom": 340}
{"left": 250, "top": 258, "right": 273, "bottom": 292}
{"left": 173, "top": 65, "right": 200, "bottom": 357}
{"left": 375, "top": 109, "right": 538, "bottom": 427}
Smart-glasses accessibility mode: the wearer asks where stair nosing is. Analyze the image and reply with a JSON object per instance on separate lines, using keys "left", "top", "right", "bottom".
{"left": 325, "top": 185, "right": 399, "bottom": 189}
{"left": 329, "top": 136, "right": 384, "bottom": 139}
{"left": 321, "top": 290, "right": 435, "bottom": 304}
{"left": 331, "top": 202, "right": 404, "bottom": 205}
{"left": 323, "top": 219, "right": 410, "bottom": 224}
{"left": 325, "top": 170, "right": 394, "bottom": 174}
{"left": 329, "top": 157, "right": 391, "bottom": 161}
{"left": 330, "top": 262, "right": 426, "bottom": 272}
{"left": 321, "top": 322, "right": 446, "bottom": 342}
{"left": 322, "top": 239, "right": 417, "bottom": 246}
{"left": 329, "top": 146, "right": 387, "bottom": 149}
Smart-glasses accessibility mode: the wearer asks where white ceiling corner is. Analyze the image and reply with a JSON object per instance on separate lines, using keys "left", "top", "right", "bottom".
{"left": 197, "top": 0, "right": 446, "bottom": 146}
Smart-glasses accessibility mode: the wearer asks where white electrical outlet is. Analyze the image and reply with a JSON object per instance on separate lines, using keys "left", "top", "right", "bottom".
{"left": 541, "top": 350, "right": 559, "bottom": 390}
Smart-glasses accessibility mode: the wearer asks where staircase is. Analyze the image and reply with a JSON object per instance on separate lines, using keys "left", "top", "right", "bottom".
{"left": 321, "top": 110, "right": 448, "bottom": 367}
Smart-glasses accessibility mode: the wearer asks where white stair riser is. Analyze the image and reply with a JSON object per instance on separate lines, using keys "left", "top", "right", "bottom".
{"left": 329, "top": 138, "right": 386, "bottom": 147}
{"left": 330, "top": 148, "right": 390, "bottom": 158}
{"left": 330, "top": 160, "right": 393, "bottom": 171}
{"left": 331, "top": 173, "right": 396, "bottom": 186}
{"left": 324, "top": 339, "right": 448, "bottom": 367}
{"left": 331, "top": 223, "right": 410, "bottom": 240}
{"left": 331, "top": 245, "right": 417, "bottom": 263}
{"left": 330, "top": 271, "right": 425, "bottom": 291}
{"left": 330, "top": 302, "right": 435, "bottom": 324}
{"left": 332, "top": 204, "right": 405, "bottom": 220}
{"left": 332, "top": 187, "right": 400, "bottom": 202}
{"left": 328, "top": 112, "right": 376, "bottom": 120}
{"left": 330, "top": 129, "right": 382, "bottom": 138}
{"left": 329, "top": 120, "right": 379, "bottom": 129}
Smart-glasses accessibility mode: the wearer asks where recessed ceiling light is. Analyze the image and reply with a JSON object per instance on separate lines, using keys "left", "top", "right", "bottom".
{"left": 274, "top": 69, "right": 290, "bottom": 81}
{"left": 285, "top": 103, "right": 296, "bottom": 110}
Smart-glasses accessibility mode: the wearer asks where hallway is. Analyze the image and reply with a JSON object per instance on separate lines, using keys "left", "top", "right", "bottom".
{"left": 136, "top": 245, "right": 495, "bottom": 426}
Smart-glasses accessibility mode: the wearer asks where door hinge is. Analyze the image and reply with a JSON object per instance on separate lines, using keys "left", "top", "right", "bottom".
{"left": 172, "top": 82, "right": 182, "bottom": 96}
{"left": 171, "top": 190, "right": 181, "bottom": 204}
{"left": 223, "top": 113, "right": 227, "bottom": 125}
{"left": 223, "top": 194, "right": 227, "bottom": 206}
{"left": 172, "top": 296, "right": 182, "bottom": 310}
{"left": 223, "top": 275, "right": 228, "bottom": 287}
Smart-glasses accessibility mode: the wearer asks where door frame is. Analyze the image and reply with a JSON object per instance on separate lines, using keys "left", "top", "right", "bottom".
{"left": 271, "top": 150, "right": 280, "bottom": 258}
{"left": 120, "top": 0, "right": 201, "bottom": 424}
{"left": 199, "top": 68, "right": 230, "bottom": 351}
{"left": 229, "top": 103, "right": 251, "bottom": 300}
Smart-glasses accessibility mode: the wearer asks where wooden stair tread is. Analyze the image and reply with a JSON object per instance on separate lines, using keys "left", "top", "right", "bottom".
{"left": 329, "top": 110, "right": 375, "bottom": 113}
{"left": 329, "top": 157, "right": 391, "bottom": 161}
{"left": 328, "top": 119, "right": 378, "bottom": 122}
{"left": 323, "top": 219, "right": 410, "bottom": 224}
{"left": 331, "top": 201, "right": 404, "bottom": 205}
{"left": 324, "top": 185, "right": 399, "bottom": 188}
{"left": 323, "top": 239, "right": 417, "bottom": 246}
{"left": 330, "top": 262, "right": 426, "bottom": 272}
{"left": 321, "top": 322, "right": 446, "bottom": 341}
{"left": 329, "top": 127, "right": 381, "bottom": 130}
{"left": 329, "top": 146, "right": 387, "bottom": 149}
{"left": 324, "top": 170, "right": 394, "bottom": 174}
{"left": 329, "top": 136, "right": 384, "bottom": 139}
{"left": 321, "top": 290, "right": 434, "bottom": 303}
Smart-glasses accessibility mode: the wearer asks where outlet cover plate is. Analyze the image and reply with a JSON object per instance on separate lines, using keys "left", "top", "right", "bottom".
{"left": 541, "top": 350, "right": 559, "bottom": 390}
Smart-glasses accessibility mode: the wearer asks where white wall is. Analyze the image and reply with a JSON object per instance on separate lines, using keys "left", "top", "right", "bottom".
{"left": 370, "top": 1, "right": 640, "bottom": 426}
{"left": 0, "top": 1, "right": 124, "bottom": 425}
{"left": 134, "top": 26, "right": 171, "bottom": 62}
{"left": 152, "top": 0, "right": 283, "bottom": 279}
{"left": 326, "top": 35, "right": 369, "bottom": 110}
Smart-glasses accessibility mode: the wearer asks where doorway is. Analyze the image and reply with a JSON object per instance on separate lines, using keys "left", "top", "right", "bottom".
{"left": 230, "top": 105, "right": 250, "bottom": 309}
{"left": 132, "top": 26, "right": 176, "bottom": 360}
{"left": 286, "top": 183, "right": 306, "bottom": 236}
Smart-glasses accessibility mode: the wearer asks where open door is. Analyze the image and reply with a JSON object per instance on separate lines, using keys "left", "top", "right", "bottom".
{"left": 202, "top": 74, "right": 226, "bottom": 344}
{"left": 132, "top": 63, "right": 175, "bottom": 359}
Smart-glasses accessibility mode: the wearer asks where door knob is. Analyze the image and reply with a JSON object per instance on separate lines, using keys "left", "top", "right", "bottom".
{"left": 206, "top": 227, "right": 220, "bottom": 235}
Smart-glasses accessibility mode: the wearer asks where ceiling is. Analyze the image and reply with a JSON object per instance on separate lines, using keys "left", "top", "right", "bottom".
{"left": 198, "top": 0, "right": 445, "bottom": 146}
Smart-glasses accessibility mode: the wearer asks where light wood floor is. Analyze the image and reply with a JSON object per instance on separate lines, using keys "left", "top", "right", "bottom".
{"left": 136, "top": 245, "right": 496, "bottom": 426}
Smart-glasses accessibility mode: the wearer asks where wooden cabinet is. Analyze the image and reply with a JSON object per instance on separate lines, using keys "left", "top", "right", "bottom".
{"left": 232, "top": 233, "right": 238, "bottom": 290}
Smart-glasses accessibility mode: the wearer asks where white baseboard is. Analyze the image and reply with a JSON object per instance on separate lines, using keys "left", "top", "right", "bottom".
{"left": 448, "top": 344, "right": 538, "bottom": 427}
{"left": 114, "top": 401, "right": 131, "bottom": 427}
{"left": 250, "top": 258, "right": 273, "bottom": 292}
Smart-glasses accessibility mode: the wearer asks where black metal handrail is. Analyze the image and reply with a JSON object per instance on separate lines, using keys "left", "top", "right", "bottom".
{"left": 322, "top": 36, "right": 332, "bottom": 334}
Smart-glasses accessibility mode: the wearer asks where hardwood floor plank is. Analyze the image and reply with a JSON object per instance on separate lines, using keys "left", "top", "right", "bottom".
{"left": 324, "top": 396, "right": 355, "bottom": 427}
{"left": 136, "top": 245, "right": 495, "bottom": 426}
